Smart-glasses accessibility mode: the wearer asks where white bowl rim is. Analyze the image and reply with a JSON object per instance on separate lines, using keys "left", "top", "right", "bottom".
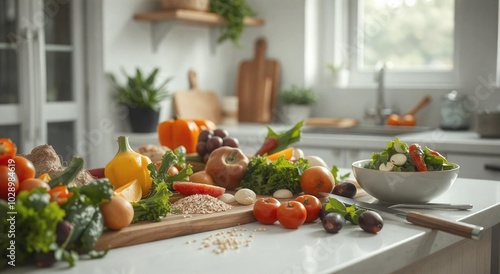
{"left": 352, "top": 159, "right": 460, "bottom": 172}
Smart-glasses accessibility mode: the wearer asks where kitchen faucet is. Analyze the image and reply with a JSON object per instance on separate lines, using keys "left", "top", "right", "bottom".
{"left": 366, "top": 61, "right": 393, "bottom": 125}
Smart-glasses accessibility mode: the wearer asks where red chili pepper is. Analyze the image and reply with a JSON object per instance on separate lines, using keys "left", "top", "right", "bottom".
{"left": 409, "top": 144, "right": 427, "bottom": 172}
{"left": 0, "top": 138, "right": 17, "bottom": 166}
{"left": 48, "top": 186, "right": 73, "bottom": 205}
{"left": 255, "top": 137, "right": 279, "bottom": 156}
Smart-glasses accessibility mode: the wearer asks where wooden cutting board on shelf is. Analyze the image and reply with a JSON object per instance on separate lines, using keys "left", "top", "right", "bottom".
{"left": 95, "top": 192, "right": 256, "bottom": 251}
{"left": 236, "top": 37, "right": 280, "bottom": 123}
{"left": 173, "top": 69, "right": 222, "bottom": 124}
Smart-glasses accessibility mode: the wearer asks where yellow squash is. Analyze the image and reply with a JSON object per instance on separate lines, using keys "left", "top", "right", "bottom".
{"left": 105, "top": 136, "right": 153, "bottom": 197}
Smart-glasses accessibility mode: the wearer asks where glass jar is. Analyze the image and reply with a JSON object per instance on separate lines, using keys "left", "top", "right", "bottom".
{"left": 440, "top": 90, "right": 471, "bottom": 130}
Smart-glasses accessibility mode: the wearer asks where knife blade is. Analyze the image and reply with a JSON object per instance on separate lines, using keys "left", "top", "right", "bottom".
{"left": 323, "top": 193, "right": 483, "bottom": 240}
{"left": 388, "top": 203, "right": 473, "bottom": 210}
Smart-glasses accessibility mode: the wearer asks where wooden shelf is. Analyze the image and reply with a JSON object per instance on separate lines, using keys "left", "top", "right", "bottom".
{"left": 133, "top": 9, "right": 265, "bottom": 52}
{"left": 134, "top": 9, "right": 265, "bottom": 26}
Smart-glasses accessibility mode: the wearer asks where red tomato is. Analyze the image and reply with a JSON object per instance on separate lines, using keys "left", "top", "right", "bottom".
{"left": 48, "top": 186, "right": 72, "bottom": 205}
{"left": 0, "top": 165, "right": 19, "bottom": 200}
{"left": 19, "top": 178, "right": 50, "bottom": 192}
{"left": 277, "top": 201, "right": 307, "bottom": 229}
{"left": 0, "top": 139, "right": 17, "bottom": 166}
{"left": 253, "top": 197, "right": 281, "bottom": 225}
{"left": 12, "top": 156, "right": 36, "bottom": 183}
{"left": 295, "top": 194, "right": 322, "bottom": 223}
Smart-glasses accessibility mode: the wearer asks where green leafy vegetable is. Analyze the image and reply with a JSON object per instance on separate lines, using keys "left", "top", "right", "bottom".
{"left": 132, "top": 183, "right": 172, "bottom": 222}
{"left": 0, "top": 188, "right": 65, "bottom": 269}
{"left": 132, "top": 150, "right": 190, "bottom": 222}
{"left": 324, "top": 197, "right": 365, "bottom": 225}
{"left": 266, "top": 120, "right": 304, "bottom": 155}
{"left": 240, "top": 155, "right": 309, "bottom": 195}
{"left": 330, "top": 165, "right": 350, "bottom": 184}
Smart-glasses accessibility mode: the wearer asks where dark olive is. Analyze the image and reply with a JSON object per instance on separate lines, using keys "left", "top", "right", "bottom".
{"left": 358, "top": 211, "right": 384, "bottom": 233}
{"left": 322, "top": 212, "right": 345, "bottom": 233}
{"left": 332, "top": 181, "right": 357, "bottom": 198}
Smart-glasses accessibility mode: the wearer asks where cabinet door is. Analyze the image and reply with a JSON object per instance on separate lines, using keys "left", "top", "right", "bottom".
{"left": 446, "top": 153, "right": 500, "bottom": 181}
{"left": 0, "top": 0, "right": 85, "bottom": 162}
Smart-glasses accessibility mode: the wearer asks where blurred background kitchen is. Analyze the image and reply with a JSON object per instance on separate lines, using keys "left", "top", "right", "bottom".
{"left": 1, "top": 0, "right": 499, "bottom": 169}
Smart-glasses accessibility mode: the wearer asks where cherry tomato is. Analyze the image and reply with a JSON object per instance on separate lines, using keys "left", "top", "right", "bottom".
{"left": 48, "top": 186, "right": 72, "bottom": 205}
{"left": 19, "top": 178, "right": 50, "bottom": 192}
{"left": 277, "top": 201, "right": 307, "bottom": 229}
{"left": 0, "top": 138, "right": 17, "bottom": 166}
{"left": 253, "top": 197, "right": 281, "bottom": 225}
{"left": 12, "top": 156, "right": 36, "bottom": 183}
{"left": 295, "top": 194, "right": 322, "bottom": 223}
{"left": 0, "top": 165, "right": 19, "bottom": 200}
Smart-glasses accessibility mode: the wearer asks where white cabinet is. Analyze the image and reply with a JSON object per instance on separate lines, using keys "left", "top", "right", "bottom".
{"left": 446, "top": 153, "right": 500, "bottom": 181}
{"left": 0, "top": 0, "right": 86, "bottom": 162}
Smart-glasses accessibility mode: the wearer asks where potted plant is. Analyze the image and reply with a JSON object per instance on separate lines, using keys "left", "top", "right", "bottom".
{"left": 209, "top": 0, "right": 256, "bottom": 46}
{"left": 281, "top": 85, "right": 318, "bottom": 124}
{"left": 110, "top": 68, "right": 172, "bottom": 133}
{"left": 327, "top": 63, "right": 350, "bottom": 88}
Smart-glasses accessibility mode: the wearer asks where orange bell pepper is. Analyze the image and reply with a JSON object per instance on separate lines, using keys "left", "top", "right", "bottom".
{"left": 157, "top": 118, "right": 201, "bottom": 154}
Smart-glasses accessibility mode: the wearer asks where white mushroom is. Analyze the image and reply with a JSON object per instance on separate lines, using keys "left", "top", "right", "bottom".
{"left": 379, "top": 162, "right": 395, "bottom": 171}
{"left": 390, "top": 153, "right": 407, "bottom": 166}
{"left": 273, "top": 189, "right": 294, "bottom": 199}
{"left": 234, "top": 188, "right": 257, "bottom": 205}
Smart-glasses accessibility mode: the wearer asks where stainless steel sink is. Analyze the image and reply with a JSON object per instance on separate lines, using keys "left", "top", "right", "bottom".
{"left": 302, "top": 124, "right": 434, "bottom": 136}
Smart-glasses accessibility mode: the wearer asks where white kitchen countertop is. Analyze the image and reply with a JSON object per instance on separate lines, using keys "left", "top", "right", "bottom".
{"left": 6, "top": 176, "right": 500, "bottom": 274}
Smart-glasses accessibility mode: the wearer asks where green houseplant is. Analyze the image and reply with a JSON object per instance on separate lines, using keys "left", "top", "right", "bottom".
{"left": 209, "top": 0, "right": 256, "bottom": 46}
{"left": 281, "top": 85, "right": 318, "bottom": 124}
{"left": 110, "top": 68, "right": 172, "bottom": 133}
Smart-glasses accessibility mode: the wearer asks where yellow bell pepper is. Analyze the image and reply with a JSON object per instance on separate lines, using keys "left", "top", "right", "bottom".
{"left": 105, "top": 136, "right": 153, "bottom": 197}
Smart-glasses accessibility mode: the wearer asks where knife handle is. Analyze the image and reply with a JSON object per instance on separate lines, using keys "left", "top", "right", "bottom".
{"left": 405, "top": 212, "right": 484, "bottom": 240}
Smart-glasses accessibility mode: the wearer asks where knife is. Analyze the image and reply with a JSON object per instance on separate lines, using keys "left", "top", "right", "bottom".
{"left": 388, "top": 203, "right": 473, "bottom": 210}
{"left": 323, "top": 193, "right": 483, "bottom": 240}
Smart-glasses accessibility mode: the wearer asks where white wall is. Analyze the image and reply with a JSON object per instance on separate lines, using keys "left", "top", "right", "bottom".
{"left": 88, "top": 0, "right": 500, "bottom": 167}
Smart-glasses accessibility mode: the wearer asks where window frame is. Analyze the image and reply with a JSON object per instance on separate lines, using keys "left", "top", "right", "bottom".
{"left": 331, "top": 0, "right": 460, "bottom": 88}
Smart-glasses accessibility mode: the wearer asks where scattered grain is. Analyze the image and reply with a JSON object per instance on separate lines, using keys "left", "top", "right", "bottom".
{"left": 171, "top": 194, "right": 232, "bottom": 214}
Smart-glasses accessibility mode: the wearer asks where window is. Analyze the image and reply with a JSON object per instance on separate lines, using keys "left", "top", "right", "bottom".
{"left": 338, "top": 0, "right": 457, "bottom": 86}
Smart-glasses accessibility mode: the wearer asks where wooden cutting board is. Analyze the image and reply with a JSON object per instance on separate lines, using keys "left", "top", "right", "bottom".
{"left": 173, "top": 70, "right": 222, "bottom": 124}
{"left": 305, "top": 117, "right": 359, "bottom": 128}
{"left": 95, "top": 193, "right": 256, "bottom": 250}
{"left": 236, "top": 37, "right": 280, "bottom": 123}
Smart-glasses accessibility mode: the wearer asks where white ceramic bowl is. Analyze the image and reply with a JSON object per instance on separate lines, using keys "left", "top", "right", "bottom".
{"left": 352, "top": 159, "right": 460, "bottom": 203}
